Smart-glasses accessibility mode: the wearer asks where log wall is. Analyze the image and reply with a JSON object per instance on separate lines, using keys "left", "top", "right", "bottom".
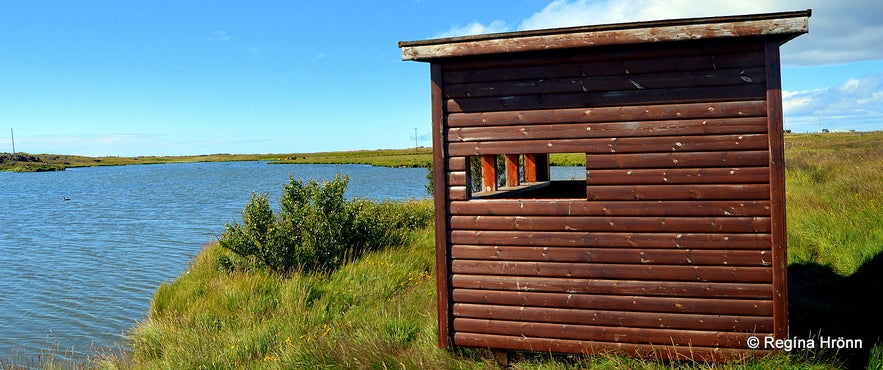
{"left": 404, "top": 10, "right": 808, "bottom": 362}
{"left": 440, "top": 40, "right": 779, "bottom": 361}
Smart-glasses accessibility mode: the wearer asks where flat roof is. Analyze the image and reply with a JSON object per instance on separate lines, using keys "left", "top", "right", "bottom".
{"left": 400, "top": 10, "right": 810, "bottom": 61}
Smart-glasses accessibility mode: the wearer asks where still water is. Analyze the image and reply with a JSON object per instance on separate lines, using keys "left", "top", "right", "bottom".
{"left": 0, "top": 161, "right": 429, "bottom": 357}
{"left": 0, "top": 161, "right": 584, "bottom": 357}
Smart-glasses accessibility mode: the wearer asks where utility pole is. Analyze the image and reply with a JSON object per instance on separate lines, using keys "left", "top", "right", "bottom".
{"left": 10, "top": 128, "right": 15, "bottom": 155}
{"left": 414, "top": 127, "right": 418, "bottom": 151}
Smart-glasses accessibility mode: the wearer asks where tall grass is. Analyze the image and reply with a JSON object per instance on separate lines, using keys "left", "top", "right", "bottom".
{"left": 126, "top": 216, "right": 499, "bottom": 369}
{"left": 26, "top": 132, "right": 879, "bottom": 369}
{"left": 120, "top": 226, "right": 847, "bottom": 369}
{"left": 273, "top": 147, "right": 433, "bottom": 168}
{"left": 784, "top": 132, "right": 883, "bottom": 275}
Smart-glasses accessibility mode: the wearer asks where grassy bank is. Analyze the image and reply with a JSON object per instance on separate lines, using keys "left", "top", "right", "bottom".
{"left": 116, "top": 227, "right": 848, "bottom": 369}
{"left": 113, "top": 229, "right": 838, "bottom": 369}
{"left": 0, "top": 148, "right": 433, "bottom": 172}
{"left": 10, "top": 132, "right": 881, "bottom": 368}
{"left": 273, "top": 147, "right": 432, "bottom": 168}
{"left": 0, "top": 152, "right": 279, "bottom": 172}
{"left": 108, "top": 133, "right": 882, "bottom": 369}
{"left": 124, "top": 224, "right": 495, "bottom": 369}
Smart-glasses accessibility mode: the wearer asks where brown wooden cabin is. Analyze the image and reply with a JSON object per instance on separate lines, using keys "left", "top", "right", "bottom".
{"left": 399, "top": 10, "right": 809, "bottom": 362}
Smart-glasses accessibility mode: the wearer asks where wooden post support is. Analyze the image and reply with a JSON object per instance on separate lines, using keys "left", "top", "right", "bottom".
{"left": 504, "top": 154, "right": 520, "bottom": 187}
{"left": 493, "top": 350, "right": 509, "bottom": 369}
{"left": 481, "top": 154, "right": 497, "bottom": 192}
{"left": 524, "top": 154, "right": 537, "bottom": 183}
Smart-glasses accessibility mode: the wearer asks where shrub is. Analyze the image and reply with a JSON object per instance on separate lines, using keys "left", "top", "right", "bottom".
{"left": 219, "top": 175, "right": 432, "bottom": 274}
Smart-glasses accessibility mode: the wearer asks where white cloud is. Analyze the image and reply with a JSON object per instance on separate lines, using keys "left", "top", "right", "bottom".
{"left": 514, "top": 0, "right": 883, "bottom": 66}
{"left": 208, "top": 30, "right": 231, "bottom": 43}
{"left": 518, "top": 0, "right": 783, "bottom": 29}
{"left": 431, "top": 0, "right": 883, "bottom": 132}
{"left": 433, "top": 20, "right": 510, "bottom": 38}
{"left": 782, "top": 73, "right": 883, "bottom": 132}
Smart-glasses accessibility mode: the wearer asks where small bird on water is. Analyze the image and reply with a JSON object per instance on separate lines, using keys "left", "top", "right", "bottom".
{"left": 63, "top": 196, "right": 70, "bottom": 201}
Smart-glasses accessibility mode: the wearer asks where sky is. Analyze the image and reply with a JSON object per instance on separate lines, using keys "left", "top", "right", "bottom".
{"left": 1, "top": 0, "right": 881, "bottom": 157}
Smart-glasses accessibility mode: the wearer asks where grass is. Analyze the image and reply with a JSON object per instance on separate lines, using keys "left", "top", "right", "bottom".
{"left": 113, "top": 226, "right": 846, "bottom": 369}
{"left": 111, "top": 228, "right": 851, "bottom": 369}
{"left": 0, "top": 152, "right": 279, "bottom": 172}
{"left": 0, "top": 148, "right": 433, "bottom": 172}
{"left": 124, "top": 208, "right": 498, "bottom": 369}
{"left": 273, "top": 147, "right": 433, "bottom": 168}
{"left": 783, "top": 132, "right": 883, "bottom": 369}
{"left": 8, "top": 132, "right": 882, "bottom": 369}
{"left": 783, "top": 132, "right": 883, "bottom": 275}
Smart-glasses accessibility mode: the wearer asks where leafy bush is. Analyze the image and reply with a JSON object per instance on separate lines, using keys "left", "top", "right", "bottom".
{"left": 218, "top": 175, "right": 432, "bottom": 274}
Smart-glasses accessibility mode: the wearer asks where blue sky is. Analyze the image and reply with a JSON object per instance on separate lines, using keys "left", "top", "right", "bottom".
{"left": 1, "top": 1, "right": 881, "bottom": 156}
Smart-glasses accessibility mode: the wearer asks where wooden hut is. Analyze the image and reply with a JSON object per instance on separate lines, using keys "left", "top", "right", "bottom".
{"left": 399, "top": 10, "right": 810, "bottom": 361}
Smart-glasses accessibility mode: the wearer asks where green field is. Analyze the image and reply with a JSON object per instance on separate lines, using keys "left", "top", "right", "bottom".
{"left": 6, "top": 132, "right": 882, "bottom": 369}
{"left": 0, "top": 147, "right": 433, "bottom": 173}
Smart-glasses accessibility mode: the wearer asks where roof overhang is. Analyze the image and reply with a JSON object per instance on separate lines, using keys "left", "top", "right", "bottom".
{"left": 399, "top": 10, "right": 811, "bottom": 61}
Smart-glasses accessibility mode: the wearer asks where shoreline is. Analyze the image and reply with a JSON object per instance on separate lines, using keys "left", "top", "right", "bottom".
{"left": 0, "top": 148, "right": 433, "bottom": 172}
{"left": 4, "top": 132, "right": 879, "bottom": 173}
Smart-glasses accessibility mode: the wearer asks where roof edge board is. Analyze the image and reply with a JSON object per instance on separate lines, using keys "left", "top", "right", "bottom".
{"left": 400, "top": 9, "right": 811, "bottom": 61}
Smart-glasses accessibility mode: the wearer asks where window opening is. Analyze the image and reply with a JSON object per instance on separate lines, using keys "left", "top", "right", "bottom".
{"left": 467, "top": 153, "right": 585, "bottom": 199}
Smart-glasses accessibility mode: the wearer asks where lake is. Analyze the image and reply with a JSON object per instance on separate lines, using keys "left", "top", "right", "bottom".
{"left": 0, "top": 161, "right": 583, "bottom": 358}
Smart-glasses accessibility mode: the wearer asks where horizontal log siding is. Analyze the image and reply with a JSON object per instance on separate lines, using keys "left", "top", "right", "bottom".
{"left": 440, "top": 38, "right": 777, "bottom": 355}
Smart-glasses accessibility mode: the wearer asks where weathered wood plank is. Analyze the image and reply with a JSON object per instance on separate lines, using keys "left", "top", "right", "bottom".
{"left": 447, "top": 117, "right": 769, "bottom": 142}
{"left": 450, "top": 246, "right": 773, "bottom": 267}
{"left": 453, "top": 333, "right": 765, "bottom": 362}
{"left": 453, "top": 304, "right": 774, "bottom": 332}
{"left": 430, "top": 63, "right": 451, "bottom": 348}
{"left": 447, "top": 134, "right": 769, "bottom": 156}
{"left": 586, "top": 167, "right": 770, "bottom": 185}
{"left": 450, "top": 199, "right": 772, "bottom": 217}
{"left": 401, "top": 13, "right": 809, "bottom": 60}
{"left": 585, "top": 150, "right": 769, "bottom": 169}
{"left": 442, "top": 51, "right": 766, "bottom": 84}
{"left": 438, "top": 38, "right": 765, "bottom": 72}
{"left": 448, "top": 171, "right": 467, "bottom": 186}
{"left": 599, "top": 134, "right": 770, "bottom": 154}
{"left": 452, "top": 289, "right": 773, "bottom": 315}
{"left": 765, "top": 40, "right": 789, "bottom": 341}
{"left": 451, "top": 275, "right": 772, "bottom": 298}
{"left": 450, "top": 215, "right": 771, "bottom": 233}
{"left": 448, "top": 156, "right": 467, "bottom": 171}
{"left": 449, "top": 186, "right": 468, "bottom": 201}
{"left": 447, "top": 101, "right": 768, "bottom": 127}
{"left": 454, "top": 318, "right": 750, "bottom": 348}
{"left": 451, "top": 260, "right": 772, "bottom": 283}
{"left": 585, "top": 184, "right": 771, "bottom": 200}
{"left": 447, "top": 85, "right": 766, "bottom": 113}
{"left": 445, "top": 67, "right": 767, "bottom": 98}
{"left": 450, "top": 230, "right": 772, "bottom": 249}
